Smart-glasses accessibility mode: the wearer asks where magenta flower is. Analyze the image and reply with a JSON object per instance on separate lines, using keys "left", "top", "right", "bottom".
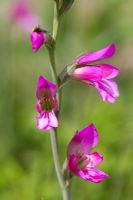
{"left": 36, "top": 76, "right": 58, "bottom": 131}
{"left": 30, "top": 31, "right": 46, "bottom": 51}
{"left": 72, "top": 43, "right": 120, "bottom": 103}
{"left": 67, "top": 124, "right": 109, "bottom": 183}
{"left": 10, "top": 0, "right": 41, "bottom": 32}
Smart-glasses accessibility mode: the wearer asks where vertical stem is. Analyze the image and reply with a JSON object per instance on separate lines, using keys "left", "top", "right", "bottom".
{"left": 52, "top": 0, "right": 59, "bottom": 41}
{"left": 50, "top": 129, "right": 70, "bottom": 200}
{"left": 48, "top": 1, "right": 70, "bottom": 200}
{"left": 48, "top": 48, "right": 58, "bottom": 85}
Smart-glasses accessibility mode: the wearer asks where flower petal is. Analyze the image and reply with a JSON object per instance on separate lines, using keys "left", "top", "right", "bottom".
{"left": 80, "top": 168, "right": 109, "bottom": 183}
{"left": 67, "top": 155, "right": 109, "bottom": 183}
{"left": 30, "top": 32, "right": 45, "bottom": 51}
{"left": 94, "top": 79, "right": 119, "bottom": 103}
{"left": 48, "top": 111, "right": 58, "bottom": 128}
{"left": 99, "top": 64, "right": 120, "bottom": 79}
{"left": 36, "top": 113, "right": 49, "bottom": 130}
{"left": 36, "top": 111, "right": 58, "bottom": 131}
{"left": 67, "top": 155, "right": 80, "bottom": 175}
{"left": 76, "top": 43, "right": 115, "bottom": 65}
{"left": 67, "top": 124, "right": 99, "bottom": 156}
{"left": 36, "top": 76, "right": 57, "bottom": 99}
{"left": 72, "top": 66, "right": 102, "bottom": 82}
{"left": 86, "top": 152, "right": 103, "bottom": 168}
{"left": 36, "top": 100, "right": 41, "bottom": 113}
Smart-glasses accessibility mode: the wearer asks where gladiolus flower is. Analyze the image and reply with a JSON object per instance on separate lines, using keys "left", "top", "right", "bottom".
{"left": 30, "top": 31, "right": 46, "bottom": 51}
{"left": 10, "top": 0, "right": 41, "bottom": 32}
{"left": 72, "top": 43, "right": 120, "bottom": 103}
{"left": 67, "top": 124, "right": 109, "bottom": 183}
{"left": 36, "top": 76, "right": 58, "bottom": 131}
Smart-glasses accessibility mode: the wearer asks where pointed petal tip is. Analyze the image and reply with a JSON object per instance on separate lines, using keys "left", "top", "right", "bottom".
{"left": 109, "top": 43, "right": 116, "bottom": 50}
{"left": 104, "top": 42, "right": 116, "bottom": 58}
{"left": 88, "top": 123, "right": 95, "bottom": 129}
{"left": 76, "top": 42, "right": 116, "bottom": 65}
{"left": 67, "top": 123, "right": 99, "bottom": 156}
{"left": 87, "top": 123, "right": 99, "bottom": 138}
{"left": 38, "top": 75, "right": 45, "bottom": 81}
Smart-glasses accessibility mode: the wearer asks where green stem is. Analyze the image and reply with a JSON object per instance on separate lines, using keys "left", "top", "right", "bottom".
{"left": 50, "top": 129, "right": 70, "bottom": 200}
{"left": 48, "top": 1, "right": 70, "bottom": 200}
{"left": 52, "top": 0, "right": 60, "bottom": 41}
{"left": 48, "top": 48, "right": 58, "bottom": 85}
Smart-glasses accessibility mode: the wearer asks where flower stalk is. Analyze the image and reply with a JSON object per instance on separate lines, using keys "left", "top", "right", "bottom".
{"left": 48, "top": 1, "right": 71, "bottom": 200}
{"left": 50, "top": 129, "right": 70, "bottom": 200}
{"left": 52, "top": 0, "right": 60, "bottom": 42}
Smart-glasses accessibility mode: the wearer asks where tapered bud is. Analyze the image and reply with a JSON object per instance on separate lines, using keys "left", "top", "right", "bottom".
{"left": 59, "top": 0, "right": 74, "bottom": 17}
{"left": 30, "top": 26, "right": 52, "bottom": 52}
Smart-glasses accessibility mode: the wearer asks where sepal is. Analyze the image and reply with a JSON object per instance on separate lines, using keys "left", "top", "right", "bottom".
{"left": 58, "top": 64, "right": 76, "bottom": 87}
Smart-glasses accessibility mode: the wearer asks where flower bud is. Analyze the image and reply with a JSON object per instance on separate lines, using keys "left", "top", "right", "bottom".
{"left": 30, "top": 26, "right": 52, "bottom": 52}
{"left": 59, "top": 0, "right": 74, "bottom": 17}
{"left": 30, "top": 31, "right": 45, "bottom": 51}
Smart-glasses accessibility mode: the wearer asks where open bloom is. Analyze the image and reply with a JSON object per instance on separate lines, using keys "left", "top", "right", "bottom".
{"left": 72, "top": 43, "right": 120, "bottom": 103}
{"left": 67, "top": 124, "right": 109, "bottom": 183}
{"left": 10, "top": 0, "right": 41, "bottom": 32}
{"left": 30, "top": 31, "right": 46, "bottom": 51}
{"left": 36, "top": 76, "right": 58, "bottom": 131}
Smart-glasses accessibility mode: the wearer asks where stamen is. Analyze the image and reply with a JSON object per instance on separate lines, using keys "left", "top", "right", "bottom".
{"left": 40, "top": 97, "right": 54, "bottom": 112}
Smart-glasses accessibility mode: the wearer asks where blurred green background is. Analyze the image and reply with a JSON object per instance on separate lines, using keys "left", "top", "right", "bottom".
{"left": 0, "top": 0, "right": 133, "bottom": 199}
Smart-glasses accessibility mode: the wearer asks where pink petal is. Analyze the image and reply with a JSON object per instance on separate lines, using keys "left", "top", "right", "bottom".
{"left": 36, "top": 76, "right": 57, "bottom": 99}
{"left": 99, "top": 64, "right": 120, "bottom": 79}
{"left": 67, "top": 155, "right": 79, "bottom": 175}
{"left": 80, "top": 168, "right": 109, "bottom": 183}
{"left": 36, "top": 111, "right": 58, "bottom": 131}
{"left": 36, "top": 113, "right": 49, "bottom": 130}
{"left": 67, "top": 124, "right": 99, "bottom": 156}
{"left": 94, "top": 79, "right": 119, "bottom": 103}
{"left": 67, "top": 155, "right": 109, "bottom": 183}
{"left": 49, "top": 111, "right": 58, "bottom": 128}
{"left": 86, "top": 152, "right": 103, "bottom": 168}
{"left": 30, "top": 32, "right": 45, "bottom": 51}
{"left": 36, "top": 100, "right": 41, "bottom": 113}
{"left": 76, "top": 43, "right": 115, "bottom": 65}
{"left": 72, "top": 66, "right": 102, "bottom": 82}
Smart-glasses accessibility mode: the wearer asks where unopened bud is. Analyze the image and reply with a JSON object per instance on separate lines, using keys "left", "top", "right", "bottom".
{"left": 59, "top": 0, "right": 74, "bottom": 17}
{"left": 30, "top": 25, "right": 52, "bottom": 52}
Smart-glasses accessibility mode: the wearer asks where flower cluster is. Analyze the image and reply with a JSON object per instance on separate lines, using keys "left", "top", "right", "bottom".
{"left": 29, "top": 1, "right": 120, "bottom": 186}
{"left": 31, "top": 41, "right": 120, "bottom": 183}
